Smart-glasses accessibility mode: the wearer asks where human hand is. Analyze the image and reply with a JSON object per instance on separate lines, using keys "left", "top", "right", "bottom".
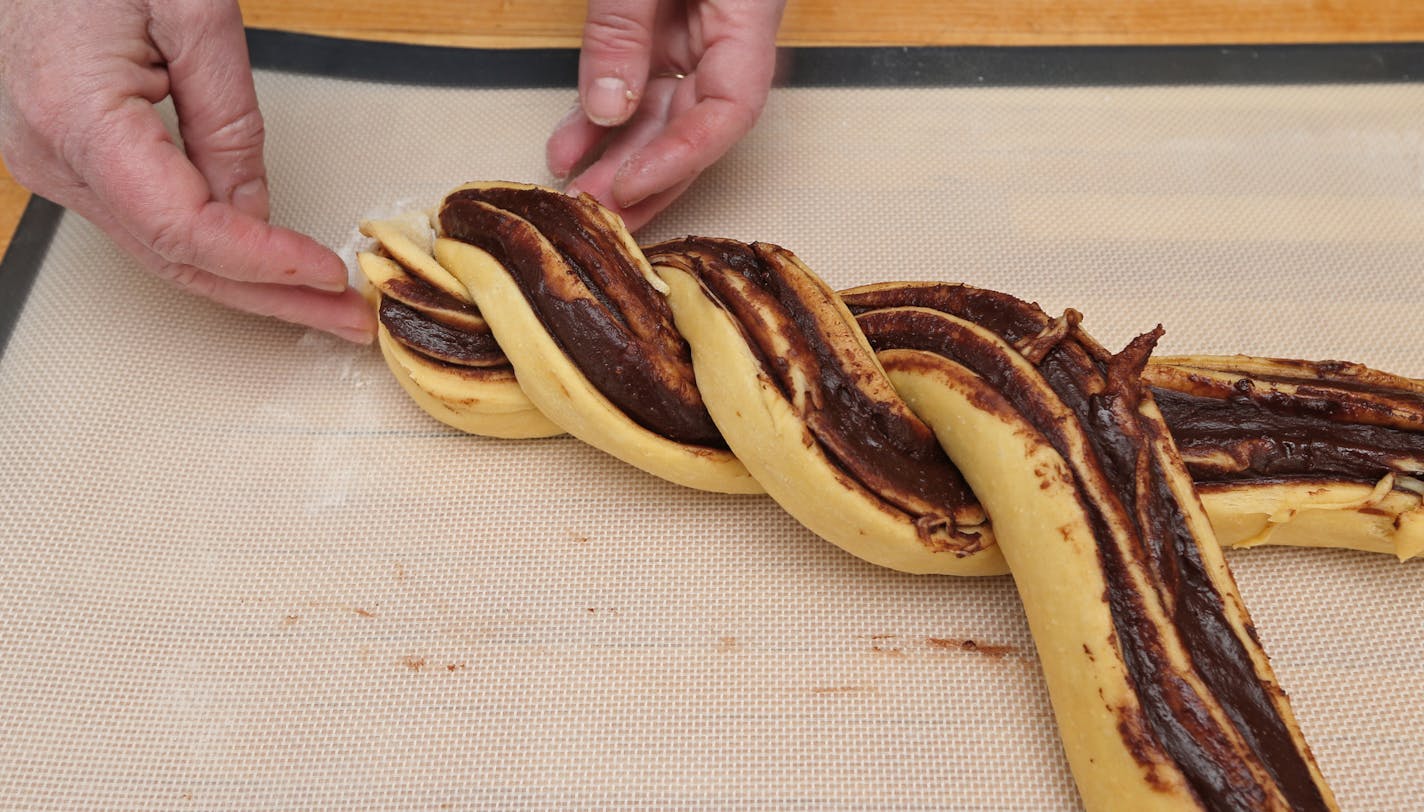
{"left": 0, "top": 0, "right": 375, "bottom": 343}
{"left": 547, "top": 0, "right": 786, "bottom": 231}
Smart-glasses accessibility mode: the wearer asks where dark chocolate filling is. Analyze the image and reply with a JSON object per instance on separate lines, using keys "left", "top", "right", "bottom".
{"left": 1150, "top": 365, "right": 1424, "bottom": 433}
{"left": 649, "top": 237, "right": 982, "bottom": 532}
{"left": 1152, "top": 386, "right": 1424, "bottom": 482}
{"left": 842, "top": 282, "right": 1050, "bottom": 345}
{"left": 856, "top": 302, "right": 1329, "bottom": 811}
{"left": 1176, "top": 358, "right": 1424, "bottom": 408}
{"left": 439, "top": 188, "right": 723, "bottom": 447}
{"left": 380, "top": 298, "right": 506, "bottom": 367}
{"left": 847, "top": 284, "right": 1424, "bottom": 488}
{"left": 378, "top": 274, "right": 485, "bottom": 329}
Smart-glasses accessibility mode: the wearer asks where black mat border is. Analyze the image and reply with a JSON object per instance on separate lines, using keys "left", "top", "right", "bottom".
{"left": 3, "top": 29, "right": 1423, "bottom": 359}
{"left": 783, "top": 42, "right": 1421, "bottom": 86}
{"left": 0, "top": 196, "right": 64, "bottom": 359}
{"left": 245, "top": 29, "right": 1422, "bottom": 87}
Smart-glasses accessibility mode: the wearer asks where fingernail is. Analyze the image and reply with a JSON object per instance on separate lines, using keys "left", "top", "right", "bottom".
{"left": 585, "top": 77, "right": 633, "bottom": 127}
{"left": 334, "top": 325, "right": 375, "bottom": 345}
{"left": 309, "top": 275, "right": 348, "bottom": 294}
{"left": 231, "top": 177, "right": 270, "bottom": 222}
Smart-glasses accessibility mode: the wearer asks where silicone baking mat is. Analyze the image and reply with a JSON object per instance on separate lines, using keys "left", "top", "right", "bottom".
{"left": 2, "top": 32, "right": 1422, "bottom": 810}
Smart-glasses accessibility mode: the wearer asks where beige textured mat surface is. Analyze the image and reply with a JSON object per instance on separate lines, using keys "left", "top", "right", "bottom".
{"left": 2, "top": 65, "right": 1423, "bottom": 809}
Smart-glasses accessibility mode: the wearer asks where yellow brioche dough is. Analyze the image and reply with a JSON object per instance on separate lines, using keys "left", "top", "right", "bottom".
{"left": 360, "top": 216, "right": 470, "bottom": 303}
{"left": 377, "top": 325, "right": 563, "bottom": 439}
{"left": 1202, "top": 479, "right": 1424, "bottom": 560}
{"left": 434, "top": 236, "right": 762, "bottom": 495}
{"left": 656, "top": 264, "right": 1005, "bottom": 575}
{"left": 883, "top": 348, "right": 1200, "bottom": 810}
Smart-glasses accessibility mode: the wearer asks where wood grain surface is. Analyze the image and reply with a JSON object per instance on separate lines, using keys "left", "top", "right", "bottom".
{"left": 0, "top": 163, "right": 27, "bottom": 266}
{"left": 3, "top": 0, "right": 1420, "bottom": 263}
{"left": 240, "top": 0, "right": 1424, "bottom": 48}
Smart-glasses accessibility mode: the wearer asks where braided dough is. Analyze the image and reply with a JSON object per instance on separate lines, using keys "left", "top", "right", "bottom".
{"left": 357, "top": 181, "right": 1424, "bottom": 811}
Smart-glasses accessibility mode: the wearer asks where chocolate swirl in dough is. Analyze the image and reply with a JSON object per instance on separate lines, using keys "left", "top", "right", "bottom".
{"left": 357, "top": 181, "right": 1424, "bottom": 811}
{"left": 845, "top": 287, "right": 1334, "bottom": 810}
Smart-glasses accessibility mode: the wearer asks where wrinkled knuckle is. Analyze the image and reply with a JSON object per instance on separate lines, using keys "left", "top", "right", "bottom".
{"left": 156, "top": 261, "right": 213, "bottom": 297}
{"left": 583, "top": 12, "right": 652, "bottom": 57}
{"left": 167, "top": 0, "right": 243, "bottom": 36}
{"left": 54, "top": 123, "right": 99, "bottom": 174}
{"left": 55, "top": 97, "right": 137, "bottom": 173}
{"left": 147, "top": 216, "right": 199, "bottom": 267}
{"left": 203, "top": 0, "right": 245, "bottom": 30}
{"left": 207, "top": 106, "right": 265, "bottom": 155}
{"left": 12, "top": 94, "right": 69, "bottom": 147}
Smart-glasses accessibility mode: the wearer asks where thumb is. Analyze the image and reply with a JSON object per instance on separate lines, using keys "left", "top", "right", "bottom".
{"left": 578, "top": 0, "right": 658, "bottom": 127}
{"left": 151, "top": 1, "right": 270, "bottom": 222}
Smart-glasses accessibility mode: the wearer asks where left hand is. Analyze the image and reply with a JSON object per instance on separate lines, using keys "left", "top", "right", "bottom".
{"left": 547, "top": 0, "right": 787, "bottom": 231}
{"left": 0, "top": 0, "right": 375, "bottom": 343}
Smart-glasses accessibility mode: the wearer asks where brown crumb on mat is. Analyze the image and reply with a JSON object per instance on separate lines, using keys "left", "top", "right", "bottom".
{"left": 870, "top": 635, "right": 905, "bottom": 657}
{"left": 926, "top": 637, "right": 1017, "bottom": 658}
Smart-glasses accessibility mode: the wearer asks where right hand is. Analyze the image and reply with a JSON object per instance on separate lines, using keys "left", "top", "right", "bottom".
{"left": 547, "top": 0, "right": 786, "bottom": 231}
{"left": 0, "top": 0, "right": 375, "bottom": 343}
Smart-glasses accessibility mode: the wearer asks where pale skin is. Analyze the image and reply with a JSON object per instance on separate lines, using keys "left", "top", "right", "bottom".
{"left": 0, "top": 0, "right": 785, "bottom": 343}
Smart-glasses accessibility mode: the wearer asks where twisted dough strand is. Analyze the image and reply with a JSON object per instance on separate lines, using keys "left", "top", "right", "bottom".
{"left": 357, "top": 181, "right": 1424, "bottom": 811}
{"left": 359, "top": 184, "right": 1424, "bottom": 566}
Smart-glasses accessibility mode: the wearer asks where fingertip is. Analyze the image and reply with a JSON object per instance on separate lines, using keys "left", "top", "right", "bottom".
{"left": 564, "top": 176, "right": 632, "bottom": 226}
{"left": 617, "top": 207, "right": 653, "bottom": 233}
{"left": 608, "top": 145, "right": 682, "bottom": 209}
{"left": 546, "top": 139, "right": 581, "bottom": 183}
{"left": 294, "top": 286, "right": 376, "bottom": 344}
{"left": 335, "top": 290, "right": 378, "bottom": 344}
{"left": 546, "top": 121, "right": 576, "bottom": 181}
{"left": 334, "top": 325, "right": 376, "bottom": 345}
{"left": 611, "top": 159, "right": 658, "bottom": 210}
{"left": 565, "top": 179, "right": 617, "bottom": 213}
{"left": 547, "top": 105, "right": 610, "bottom": 181}
{"left": 308, "top": 276, "right": 349, "bottom": 294}
{"left": 317, "top": 275, "right": 351, "bottom": 295}
{"left": 331, "top": 316, "right": 375, "bottom": 341}
{"left": 613, "top": 177, "right": 698, "bottom": 232}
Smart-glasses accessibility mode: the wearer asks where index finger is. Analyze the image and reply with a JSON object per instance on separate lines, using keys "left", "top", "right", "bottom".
{"left": 577, "top": 0, "right": 659, "bottom": 127}
{"left": 73, "top": 96, "right": 347, "bottom": 291}
{"left": 609, "top": 3, "right": 783, "bottom": 208}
